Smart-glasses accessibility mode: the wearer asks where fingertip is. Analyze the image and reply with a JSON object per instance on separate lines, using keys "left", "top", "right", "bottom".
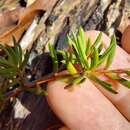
{"left": 121, "top": 25, "right": 130, "bottom": 53}
{"left": 47, "top": 79, "right": 129, "bottom": 130}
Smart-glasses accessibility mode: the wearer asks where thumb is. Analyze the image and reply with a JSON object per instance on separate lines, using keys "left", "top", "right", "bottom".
{"left": 47, "top": 78, "right": 130, "bottom": 130}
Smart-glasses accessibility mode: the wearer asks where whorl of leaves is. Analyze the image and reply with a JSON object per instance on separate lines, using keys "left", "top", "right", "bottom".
{"left": 49, "top": 27, "right": 130, "bottom": 94}
{"left": 0, "top": 37, "right": 29, "bottom": 103}
{"left": 1, "top": 26, "right": 130, "bottom": 108}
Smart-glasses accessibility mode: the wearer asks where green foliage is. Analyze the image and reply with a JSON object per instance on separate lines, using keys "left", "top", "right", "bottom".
{"left": 89, "top": 74, "right": 117, "bottom": 94}
{"left": 48, "top": 43, "right": 58, "bottom": 73}
{"left": 1, "top": 26, "right": 130, "bottom": 111}
{"left": 0, "top": 42, "right": 29, "bottom": 79}
{"left": 67, "top": 62, "right": 78, "bottom": 75}
{"left": 0, "top": 37, "right": 30, "bottom": 105}
{"left": 105, "top": 35, "right": 116, "bottom": 69}
{"left": 105, "top": 72, "right": 130, "bottom": 88}
{"left": 64, "top": 76, "right": 86, "bottom": 89}
{"left": 49, "top": 27, "right": 130, "bottom": 94}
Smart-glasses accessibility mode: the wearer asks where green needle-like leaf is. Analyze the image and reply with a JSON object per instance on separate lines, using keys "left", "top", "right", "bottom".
{"left": 69, "top": 32, "right": 89, "bottom": 69}
{"left": 6, "top": 47, "right": 18, "bottom": 65}
{"left": 93, "top": 32, "right": 102, "bottom": 47}
{"left": 12, "top": 36, "right": 23, "bottom": 66}
{"left": 77, "top": 34, "right": 85, "bottom": 54}
{"left": 89, "top": 75, "right": 118, "bottom": 94}
{"left": 124, "top": 71, "right": 130, "bottom": 76}
{"left": 77, "top": 35, "right": 89, "bottom": 69}
{"left": 64, "top": 76, "right": 86, "bottom": 89}
{"left": 0, "top": 68, "right": 16, "bottom": 78}
{"left": 72, "top": 32, "right": 78, "bottom": 45}
{"left": 88, "top": 33, "right": 102, "bottom": 59}
{"left": 49, "top": 44, "right": 58, "bottom": 73}
{"left": 118, "top": 78, "right": 130, "bottom": 88}
{"left": 105, "top": 35, "right": 116, "bottom": 69}
{"left": 71, "top": 32, "right": 86, "bottom": 66}
{"left": 98, "top": 43, "right": 104, "bottom": 54}
{"left": 67, "top": 35, "right": 78, "bottom": 52}
{"left": 0, "top": 58, "right": 14, "bottom": 68}
{"left": 91, "top": 47, "right": 99, "bottom": 69}
{"left": 17, "top": 44, "right": 23, "bottom": 65}
{"left": 58, "top": 50, "right": 75, "bottom": 64}
{"left": 0, "top": 45, "right": 15, "bottom": 64}
{"left": 97, "top": 38, "right": 115, "bottom": 67}
{"left": 67, "top": 62, "right": 77, "bottom": 75}
{"left": 86, "top": 38, "right": 92, "bottom": 56}
{"left": 78, "top": 26, "right": 86, "bottom": 52}
{"left": 106, "top": 72, "right": 130, "bottom": 88}
{"left": 73, "top": 76, "right": 86, "bottom": 85}
{"left": 20, "top": 50, "right": 30, "bottom": 69}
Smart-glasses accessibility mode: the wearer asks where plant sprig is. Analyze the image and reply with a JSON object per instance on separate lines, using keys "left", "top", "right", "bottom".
{"left": 1, "top": 27, "right": 130, "bottom": 111}
{"left": 0, "top": 37, "right": 30, "bottom": 106}
{"left": 49, "top": 27, "right": 130, "bottom": 94}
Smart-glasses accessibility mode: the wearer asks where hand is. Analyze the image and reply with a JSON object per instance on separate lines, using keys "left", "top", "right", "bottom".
{"left": 47, "top": 31, "right": 130, "bottom": 130}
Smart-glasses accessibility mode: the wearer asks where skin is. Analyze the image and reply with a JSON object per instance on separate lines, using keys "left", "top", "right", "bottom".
{"left": 47, "top": 31, "right": 130, "bottom": 130}
{"left": 121, "top": 25, "right": 130, "bottom": 54}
